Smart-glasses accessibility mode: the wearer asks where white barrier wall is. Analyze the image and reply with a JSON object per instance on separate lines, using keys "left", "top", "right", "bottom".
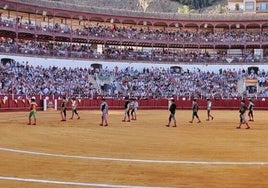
{"left": 1, "top": 55, "right": 268, "bottom": 72}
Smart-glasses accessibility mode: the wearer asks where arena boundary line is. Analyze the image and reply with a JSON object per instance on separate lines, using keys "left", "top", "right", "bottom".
{"left": 0, "top": 147, "right": 268, "bottom": 165}
{"left": 0, "top": 176, "right": 172, "bottom": 188}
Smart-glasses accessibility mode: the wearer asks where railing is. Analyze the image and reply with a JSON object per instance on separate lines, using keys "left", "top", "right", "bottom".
{"left": 1, "top": 49, "right": 266, "bottom": 64}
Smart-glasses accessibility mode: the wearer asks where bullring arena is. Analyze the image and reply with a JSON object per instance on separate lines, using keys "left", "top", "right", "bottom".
{"left": 0, "top": 108, "right": 268, "bottom": 188}
{"left": 1, "top": 0, "right": 268, "bottom": 187}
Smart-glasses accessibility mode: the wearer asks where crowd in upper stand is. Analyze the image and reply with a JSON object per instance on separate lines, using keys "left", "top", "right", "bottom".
{"left": 1, "top": 15, "right": 267, "bottom": 43}
{"left": 1, "top": 61, "right": 268, "bottom": 98}
{"left": 6, "top": 18, "right": 266, "bottom": 44}
{"left": 0, "top": 16, "right": 267, "bottom": 63}
{"left": 0, "top": 37, "right": 258, "bottom": 64}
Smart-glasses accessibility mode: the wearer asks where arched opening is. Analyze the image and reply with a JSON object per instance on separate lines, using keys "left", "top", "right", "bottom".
{"left": 1, "top": 58, "right": 16, "bottom": 66}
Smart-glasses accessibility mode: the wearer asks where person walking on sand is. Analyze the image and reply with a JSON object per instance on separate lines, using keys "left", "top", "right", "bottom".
{"left": 206, "top": 98, "right": 214, "bottom": 121}
{"left": 189, "top": 99, "right": 201, "bottom": 123}
{"left": 70, "top": 97, "right": 80, "bottom": 120}
{"left": 60, "top": 96, "right": 68, "bottom": 121}
{"left": 28, "top": 96, "right": 37, "bottom": 125}
{"left": 100, "top": 98, "right": 109, "bottom": 126}
{"left": 236, "top": 99, "right": 250, "bottom": 129}
{"left": 166, "top": 99, "right": 177, "bottom": 127}
{"left": 248, "top": 99, "right": 254, "bottom": 121}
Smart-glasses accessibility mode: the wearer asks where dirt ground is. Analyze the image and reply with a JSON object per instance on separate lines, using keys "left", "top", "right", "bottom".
{"left": 0, "top": 109, "right": 267, "bottom": 188}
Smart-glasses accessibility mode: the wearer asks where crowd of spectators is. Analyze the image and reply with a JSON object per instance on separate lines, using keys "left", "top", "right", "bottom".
{"left": 115, "top": 66, "right": 243, "bottom": 99}
{"left": 0, "top": 37, "right": 260, "bottom": 64}
{"left": 0, "top": 61, "right": 96, "bottom": 98}
{"left": 1, "top": 61, "right": 268, "bottom": 99}
{"left": 0, "top": 15, "right": 267, "bottom": 63}
{"left": 8, "top": 18, "right": 267, "bottom": 45}
{"left": 1, "top": 15, "right": 268, "bottom": 99}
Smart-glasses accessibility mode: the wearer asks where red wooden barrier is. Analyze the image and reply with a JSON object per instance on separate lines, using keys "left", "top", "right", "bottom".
{"left": 0, "top": 97, "right": 268, "bottom": 111}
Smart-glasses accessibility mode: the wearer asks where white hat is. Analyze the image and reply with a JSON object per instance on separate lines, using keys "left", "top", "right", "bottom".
{"left": 31, "top": 96, "right": 36, "bottom": 100}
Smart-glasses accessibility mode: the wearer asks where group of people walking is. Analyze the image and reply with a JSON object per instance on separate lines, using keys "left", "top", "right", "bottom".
{"left": 122, "top": 97, "right": 139, "bottom": 122}
{"left": 166, "top": 98, "right": 254, "bottom": 129}
{"left": 27, "top": 96, "right": 140, "bottom": 127}
{"left": 60, "top": 96, "right": 81, "bottom": 121}
{"left": 100, "top": 97, "right": 139, "bottom": 126}
{"left": 27, "top": 96, "right": 81, "bottom": 125}
{"left": 166, "top": 98, "right": 212, "bottom": 127}
{"left": 27, "top": 96, "right": 254, "bottom": 129}
{"left": 236, "top": 99, "right": 254, "bottom": 129}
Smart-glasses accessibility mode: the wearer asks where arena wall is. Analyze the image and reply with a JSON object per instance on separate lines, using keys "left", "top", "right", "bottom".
{"left": 0, "top": 97, "right": 267, "bottom": 111}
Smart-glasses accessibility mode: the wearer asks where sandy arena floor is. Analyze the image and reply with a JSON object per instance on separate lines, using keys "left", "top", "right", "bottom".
{"left": 0, "top": 109, "right": 267, "bottom": 188}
